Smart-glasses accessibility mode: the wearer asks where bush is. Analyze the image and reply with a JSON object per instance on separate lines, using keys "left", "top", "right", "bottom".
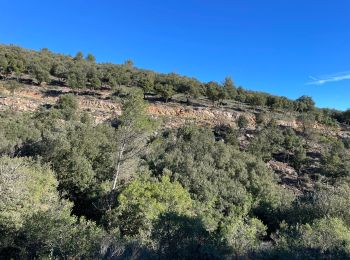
{"left": 237, "top": 115, "right": 249, "bottom": 128}
{"left": 56, "top": 94, "right": 79, "bottom": 119}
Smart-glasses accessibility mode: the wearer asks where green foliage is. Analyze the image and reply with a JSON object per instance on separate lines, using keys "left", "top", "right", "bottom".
{"left": 0, "top": 156, "right": 107, "bottom": 259}
{"left": 2, "top": 43, "right": 350, "bottom": 258}
{"left": 271, "top": 218, "right": 350, "bottom": 258}
{"left": 320, "top": 139, "right": 350, "bottom": 179}
{"left": 39, "top": 120, "right": 116, "bottom": 219}
{"left": 86, "top": 53, "right": 96, "bottom": 62}
{"left": 1, "top": 43, "right": 348, "bottom": 125}
{"left": 214, "top": 124, "right": 239, "bottom": 146}
{"left": 178, "top": 78, "right": 201, "bottom": 104}
{"left": 29, "top": 63, "right": 50, "bottom": 85}
{"left": 138, "top": 73, "right": 154, "bottom": 97}
{"left": 110, "top": 176, "right": 193, "bottom": 239}
{"left": 55, "top": 93, "right": 79, "bottom": 119}
{"left": 220, "top": 215, "right": 267, "bottom": 257}
{"left": 248, "top": 124, "right": 284, "bottom": 161}
{"left": 146, "top": 125, "right": 293, "bottom": 231}
{"left": 255, "top": 112, "right": 269, "bottom": 126}
{"left": 155, "top": 83, "right": 175, "bottom": 102}
{"left": 295, "top": 95, "right": 315, "bottom": 112}
{"left": 0, "top": 156, "right": 58, "bottom": 231}
{"left": 74, "top": 51, "right": 84, "bottom": 61}
{"left": 0, "top": 112, "right": 41, "bottom": 156}
{"left": 237, "top": 114, "right": 249, "bottom": 128}
{"left": 112, "top": 91, "right": 154, "bottom": 190}
{"left": 205, "top": 81, "right": 221, "bottom": 105}
{"left": 0, "top": 54, "right": 8, "bottom": 75}
{"left": 246, "top": 93, "right": 267, "bottom": 107}
{"left": 19, "top": 203, "right": 105, "bottom": 259}
{"left": 223, "top": 76, "right": 237, "bottom": 99}
{"left": 151, "top": 213, "right": 223, "bottom": 259}
{"left": 306, "top": 183, "right": 350, "bottom": 226}
{"left": 67, "top": 65, "right": 87, "bottom": 89}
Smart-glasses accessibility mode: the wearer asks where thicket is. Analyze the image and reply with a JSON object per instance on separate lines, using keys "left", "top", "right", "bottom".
{"left": 1, "top": 90, "right": 350, "bottom": 259}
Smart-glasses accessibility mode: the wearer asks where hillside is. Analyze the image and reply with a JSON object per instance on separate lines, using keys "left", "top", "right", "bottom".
{"left": 2, "top": 45, "right": 350, "bottom": 259}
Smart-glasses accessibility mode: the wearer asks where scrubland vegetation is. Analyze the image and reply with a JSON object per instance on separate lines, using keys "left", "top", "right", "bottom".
{"left": 1, "top": 45, "right": 350, "bottom": 259}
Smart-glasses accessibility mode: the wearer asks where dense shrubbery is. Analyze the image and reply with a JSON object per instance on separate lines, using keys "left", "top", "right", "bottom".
{"left": 1, "top": 45, "right": 350, "bottom": 259}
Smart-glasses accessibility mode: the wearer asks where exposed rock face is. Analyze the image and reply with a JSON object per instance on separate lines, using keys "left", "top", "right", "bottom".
{"left": 148, "top": 103, "right": 256, "bottom": 128}
{"left": 0, "top": 86, "right": 257, "bottom": 126}
{"left": 267, "top": 160, "right": 298, "bottom": 176}
{"left": 0, "top": 85, "right": 346, "bottom": 137}
{"left": 267, "top": 160, "right": 302, "bottom": 195}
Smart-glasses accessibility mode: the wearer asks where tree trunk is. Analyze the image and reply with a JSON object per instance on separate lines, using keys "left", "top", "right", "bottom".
{"left": 112, "top": 144, "right": 125, "bottom": 190}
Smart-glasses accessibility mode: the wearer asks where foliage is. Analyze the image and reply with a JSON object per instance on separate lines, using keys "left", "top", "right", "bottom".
{"left": 146, "top": 125, "right": 293, "bottom": 232}
{"left": 220, "top": 215, "right": 267, "bottom": 257}
{"left": 111, "top": 91, "right": 154, "bottom": 190}
{"left": 55, "top": 93, "right": 79, "bottom": 119}
{"left": 237, "top": 115, "right": 249, "bottom": 128}
{"left": 151, "top": 213, "right": 223, "bottom": 259}
{"left": 109, "top": 176, "right": 194, "bottom": 239}
{"left": 0, "top": 156, "right": 58, "bottom": 231}
{"left": 270, "top": 218, "right": 350, "bottom": 258}
{"left": 155, "top": 83, "right": 175, "bottom": 102}
{"left": 2, "top": 43, "right": 350, "bottom": 258}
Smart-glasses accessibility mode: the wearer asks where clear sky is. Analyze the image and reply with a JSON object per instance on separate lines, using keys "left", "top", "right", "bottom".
{"left": 1, "top": 0, "right": 349, "bottom": 110}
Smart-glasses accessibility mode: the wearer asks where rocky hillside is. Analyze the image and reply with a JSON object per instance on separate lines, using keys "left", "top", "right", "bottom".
{"left": 2, "top": 83, "right": 349, "bottom": 195}
{"left": 1, "top": 84, "right": 348, "bottom": 136}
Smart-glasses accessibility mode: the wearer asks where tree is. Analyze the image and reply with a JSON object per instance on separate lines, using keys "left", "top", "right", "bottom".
{"left": 248, "top": 124, "right": 284, "bottom": 161}
{"left": 155, "top": 83, "right": 175, "bottom": 102}
{"left": 237, "top": 115, "right": 249, "bottom": 129}
{"left": 109, "top": 176, "right": 194, "bottom": 238}
{"left": 0, "top": 156, "right": 107, "bottom": 259}
{"left": 123, "top": 59, "right": 134, "bottom": 69}
{"left": 272, "top": 218, "right": 350, "bottom": 258}
{"left": 56, "top": 94, "right": 79, "bottom": 119}
{"left": 255, "top": 112, "right": 269, "bottom": 126}
{"left": 74, "top": 51, "right": 84, "bottom": 61}
{"left": 295, "top": 95, "right": 315, "bottom": 112}
{"left": 205, "top": 81, "right": 221, "bottom": 105}
{"left": 282, "top": 127, "right": 306, "bottom": 168}
{"left": 19, "top": 202, "right": 106, "bottom": 259}
{"left": 50, "top": 62, "right": 68, "bottom": 82}
{"left": 0, "top": 54, "right": 8, "bottom": 78}
{"left": 246, "top": 93, "right": 267, "bottom": 107}
{"left": 152, "top": 213, "right": 222, "bottom": 259}
{"left": 223, "top": 76, "right": 237, "bottom": 99}
{"left": 0, "top": 156, "right": 58, "bottom": 231}
{"left": 29, "top": 63, "right": 50, "bottom": 85}
{"left": 298, "top": 113, "right": 316, "bottom": 146}
{"left": 86, "top": 53, "right": 96, "bottom": 62}
{"left": 321, "top": 140, "right": 350, "bottom": 179}
{"left": 67, "top": 66, "right": 87, "bottom": 89}
{"left": 0, "top": 156, "right": 58, "bottom": 256}
{"left": 220, "top": 215, "right": 266, "bottom": 258}
{"left": 179, "top": 78, "right": 201, "bottom": 104}
{"left": 138, "top": 74, "right": 154, "bottom": 99}
{"left": 89, "top": 76, "right": 101, "bottom": 90}
{"left": 340, "top": 109, "right": 350, "bottom": 124}
{"left": 111, "top": 91, "right": 153, "bottom": 190}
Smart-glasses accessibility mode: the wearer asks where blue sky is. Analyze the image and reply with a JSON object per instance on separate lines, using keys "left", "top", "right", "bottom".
{"left": 1, "top": 0, "right": 349, "bottom": 110}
